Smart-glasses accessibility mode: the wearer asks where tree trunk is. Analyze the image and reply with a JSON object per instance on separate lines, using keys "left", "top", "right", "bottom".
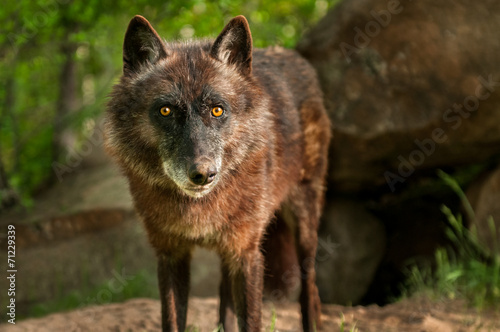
{"left": 0, "top": 75, "right": 20, "bottom": 210}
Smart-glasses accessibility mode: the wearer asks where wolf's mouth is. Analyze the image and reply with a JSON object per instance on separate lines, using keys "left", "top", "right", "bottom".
{"left": 161, "top": 159, "right": 220, "bottom": 198}
{"left": 181, "top": 183, "right": 216, "bottom": 198}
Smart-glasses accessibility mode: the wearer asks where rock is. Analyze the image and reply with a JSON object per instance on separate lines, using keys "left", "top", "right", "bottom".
{"left": 466, "top": 167, "right": 500, "bottom": 255}
{"left": 297, "top": 0, "right": 500, "bottom": 192}
{"left": 316, "top": 199, "right": 386, "bottom": 305}
{"left": 6, "top": 208, "right": 129, "bottom": 249}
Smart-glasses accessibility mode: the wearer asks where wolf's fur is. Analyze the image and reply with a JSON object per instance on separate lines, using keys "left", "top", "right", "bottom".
{"left": 105, "top": 15, "right": 330, "bottom": 332}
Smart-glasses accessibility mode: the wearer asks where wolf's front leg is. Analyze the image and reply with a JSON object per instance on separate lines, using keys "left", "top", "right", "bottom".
{"left": 157, "top": 250, "right": 192, "bottom": 332}
{"left": 219, "top": 263, "right": 238, "bottom": 331}
{"left": 230, "top": 249, "right": 264, "bottom": 332}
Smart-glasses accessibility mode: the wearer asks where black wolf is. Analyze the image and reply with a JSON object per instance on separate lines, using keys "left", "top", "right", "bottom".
{"left": 105, "top": 14, "right": 330, "bottom": 332}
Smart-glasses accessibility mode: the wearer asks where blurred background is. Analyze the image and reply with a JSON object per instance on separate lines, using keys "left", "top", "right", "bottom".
{"left": 2, "top": 0, "right": 500, "bottom": 327}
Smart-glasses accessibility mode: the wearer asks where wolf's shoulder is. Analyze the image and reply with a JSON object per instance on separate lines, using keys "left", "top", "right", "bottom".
{"left": 252, "top": 46, "right": 318, "bottom": 82}
{"left": 251, "top": 46, "right": 320, "bottom": 100}
{"left": 253, "top": 46, "right": 310, "bottom": 70}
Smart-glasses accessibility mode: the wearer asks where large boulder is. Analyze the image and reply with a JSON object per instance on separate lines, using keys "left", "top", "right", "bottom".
{"left": 316, "top": 199, "right": 386, "bottom": 305}
{"left": 297, "top": 0, "right": 500, "bottom": 192}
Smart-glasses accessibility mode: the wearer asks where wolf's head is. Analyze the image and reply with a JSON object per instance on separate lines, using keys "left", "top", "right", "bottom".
{"left": 106, "top": 16, "right": 269, "bottom": 198}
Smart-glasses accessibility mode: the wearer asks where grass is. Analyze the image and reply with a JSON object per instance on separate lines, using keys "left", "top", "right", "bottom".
{"left": 405, "top": 170, "right": 500, "bottom": 310}
{"left": 269, "top": 306, "right": 277, "bottom": 332}
{"left": 339, "top": 313, "right": 358, "bottom": 332}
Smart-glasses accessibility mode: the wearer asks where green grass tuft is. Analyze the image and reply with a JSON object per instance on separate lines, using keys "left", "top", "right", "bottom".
{"left": 405, "top": 170, "right": 500, "bottom": 309}
{"left": 339, "top": 312, "right": 358, "bottom": 332}
{"left": 269, "top": 306, "right": 277, "bottom": 332}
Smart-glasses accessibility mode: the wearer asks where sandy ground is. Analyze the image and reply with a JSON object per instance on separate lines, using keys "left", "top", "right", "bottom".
{"left": 2, "top": 296, "right": 499, "bottom": 332}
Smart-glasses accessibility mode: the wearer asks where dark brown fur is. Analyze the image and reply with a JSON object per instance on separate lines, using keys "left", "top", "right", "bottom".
{"left": 105, "top": 15, "right": 330, "bottom": 332}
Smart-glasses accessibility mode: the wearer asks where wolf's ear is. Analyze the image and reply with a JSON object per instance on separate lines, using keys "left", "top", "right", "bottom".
{"left": 123, "top": 15, "right": 167, "bottom": 77}
{"left": 210, "top": 16, "right": 253, "bottom": 75}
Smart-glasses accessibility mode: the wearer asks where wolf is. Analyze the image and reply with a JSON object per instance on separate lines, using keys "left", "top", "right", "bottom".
{"left": 105, "top": 14, "right": 330, "bottom": 332}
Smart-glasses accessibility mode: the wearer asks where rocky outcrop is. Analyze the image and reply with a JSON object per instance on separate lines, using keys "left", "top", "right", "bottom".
{"left": 297, "top": 0, "right": 500, "bottom": 193}
{"left": 316, "top": 199, "right": 386, "bottom": 305}
{"left": 297, "top": 0, "right": 500, "bottom": 305}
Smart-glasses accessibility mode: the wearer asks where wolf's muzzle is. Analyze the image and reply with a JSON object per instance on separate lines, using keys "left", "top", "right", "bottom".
{"left": 187, "top": 158, "right": 218, "bottom": 186}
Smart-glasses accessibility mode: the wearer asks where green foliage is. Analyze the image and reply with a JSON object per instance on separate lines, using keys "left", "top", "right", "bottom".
{"left": 339, "top": 313, "right": 358, "bottom": 332}
{"left": 437, "top": 169, "right": 476, "bottom": 223}
{"left": 269, "top": 306, "right": 277, "bottom": 332}
{"left": 405, "top": 171, "right": 500, "bottom": 309}
{"left": 0, "top": 0, "right": 338, "bottom": 204}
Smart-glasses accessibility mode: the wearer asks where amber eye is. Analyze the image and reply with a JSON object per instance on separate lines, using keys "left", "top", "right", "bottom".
{"left": 159, "top": 106, "right": 172, "bottom": 117}
{"left": 211, "top": 106, "right": 224, "bottom": 117}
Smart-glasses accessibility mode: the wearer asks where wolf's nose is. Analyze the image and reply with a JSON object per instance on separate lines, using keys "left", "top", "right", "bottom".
{"left": 188, "top": 162, "right": 217, "bottom": 186}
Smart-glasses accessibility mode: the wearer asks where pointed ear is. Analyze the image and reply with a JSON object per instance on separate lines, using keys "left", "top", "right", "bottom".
{"left": 123, "top": 15, "right": 167, "bottom": 77}
{"left": 210, "top": 16, "right": 253, "bottom": 75}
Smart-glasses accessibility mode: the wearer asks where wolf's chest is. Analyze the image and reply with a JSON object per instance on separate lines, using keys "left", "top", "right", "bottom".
{"left": 160, "top": 203, "right": 227, "bottom": 242}
{"left": 137, "top": 186, "right": 272, "bottom": 252}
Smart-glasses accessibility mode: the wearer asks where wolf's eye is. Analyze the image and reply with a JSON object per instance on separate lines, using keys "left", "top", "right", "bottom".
{"left": 159, "top": 106, "right": 172, "bottom": 117}
{"left": 211, "top": 106, "right": 224, "bottom": 117}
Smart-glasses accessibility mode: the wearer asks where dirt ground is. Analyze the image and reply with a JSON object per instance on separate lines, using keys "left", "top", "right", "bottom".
{"left": 2, "top": 296, "right": 500, "bottom": 332}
